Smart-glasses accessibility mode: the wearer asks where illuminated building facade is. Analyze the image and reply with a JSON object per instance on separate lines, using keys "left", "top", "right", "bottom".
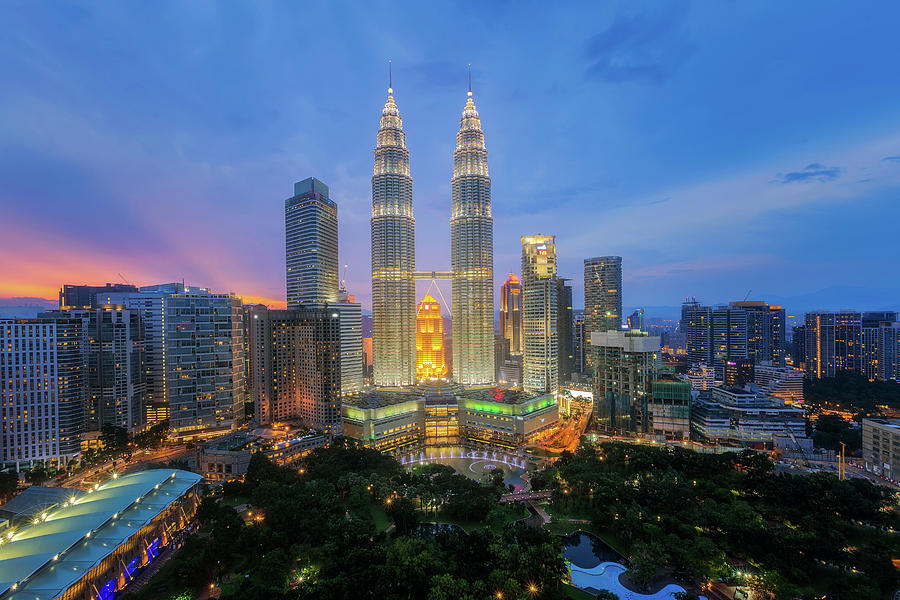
{"left": 451, "top": 85, "right": 494, "bottom": 386}
{"left": 285, "top": 177, "right": 338, "bottom": 307}
{"left": 246, "top": 305, "right": 341, "bottom": 435}
{"left": 521, "top": 235, "right": 558, "bottom": 394}
{"left": 649, "top": 377, "right": 691, "bottom": 440}
{"left": 557, "top": 279, "right": 574, "bottom": 383}
{"left": 333, "top": 287, "right": 364, "bottom": 396}
{"left": 342, "top": 383, "right": 557, "bottom": 452}
{"left": 500, "top": 274, "right": 522, "bottom": 354}
{"left": 416, "top": 294, "right": 446, "bottom": 380}
{"left": 0, "top": 318, "right": 84, "bottom": 469}
{"left": 371, "top": 84, "right": 416, "bottom": 387}
{"left": 583, "top": 256, "right": 622, "bottom": 337}
{"left": 804, "top": 311, "right": 862, "bottom": 379}
{"left": 729, "top": 301, "right": 786, "bottom": 365}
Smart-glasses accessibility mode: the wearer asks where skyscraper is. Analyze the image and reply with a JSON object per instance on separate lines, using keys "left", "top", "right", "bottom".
{"left": 729, "top": 301, "right": 786, "bottom": 365}
{"left": 246, "top": 305, "right": 341, "bottom": 434}
{"left": 556, "top": 279, "right": 574, "bottom": 384}
{"left": 285, "top": 177, "right": 339, "bottom": 307}
{"left": 500, "top": 274, "right": 523, "bottom": 354}
{"left": 591, "top": 330, "right": 660, "bottom": 435}
{"left": 333, "top": 287, "right": 364, "bottom": 396}
{"left": 712, "top": 306, "right": 749, "bottom": 377}
{"left": 416, "top": 294, "right": 447, "bottom": 380}
{"left": 371, "top": 82, "right": 416, "bottom": 387}
{"left": 583, "top": 256, "right": 622, "bottom": 373}
{"left": 521, "top": 235, "right": 557, "bottom": 394}
{"left": 804, "top": 311, "right": 862, "bottom": 379}
{"left": 683, "top": 302, "right": 713, "bottom": 367}
{"left": 451, "top": 80, "right": 494, "bottom": 386}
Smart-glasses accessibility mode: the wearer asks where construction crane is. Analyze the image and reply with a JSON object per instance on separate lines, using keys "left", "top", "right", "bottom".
{"left": 743, "top": 289, "right": 752, "bottom": 301}
{"left": 118, "top": 273, "right": 132, "bottom": 286}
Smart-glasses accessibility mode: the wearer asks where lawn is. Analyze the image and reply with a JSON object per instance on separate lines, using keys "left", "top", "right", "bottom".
{"left": 424, "top": 504, "right": 529, "bottom": 533}
{"left": 368, "top": 501, "right": 391, "bottom": 532}
{"left": 561, "top": 583, "right": 595, "bottom": 599}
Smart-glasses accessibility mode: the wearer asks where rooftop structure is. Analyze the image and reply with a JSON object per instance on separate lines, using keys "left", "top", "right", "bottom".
{"left": 0, "top": 469, "right": 202, "bottom": 600}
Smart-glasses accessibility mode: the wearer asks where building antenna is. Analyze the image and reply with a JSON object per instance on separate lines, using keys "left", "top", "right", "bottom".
{"left": 467, "top": 63, "right": 472, "bottom": 96}
{"left": 388, "top": 59, "right": 392, "bottom": 94}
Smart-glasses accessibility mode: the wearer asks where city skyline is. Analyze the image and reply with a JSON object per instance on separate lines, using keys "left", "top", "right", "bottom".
{"left": 3, "top": 3, "right": 900, "bottom": 312}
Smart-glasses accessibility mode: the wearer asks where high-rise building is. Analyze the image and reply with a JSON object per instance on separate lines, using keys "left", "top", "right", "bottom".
{"left": 591, "top": 330, "right": 660, "bottom": 434}
{"left": 521, "top": 235, "right": 558, "bottom": 394}
{"left": 451, "top": 83, "right": 494, "bottom": 386}
{"left": 627, "top": 308, "right": 645, "bottom": 332}
{"left": 371, "top": 83, "right": 416, "bottom": 387}
{"left": 41, "top": 305, "right": 145, "bottom": 432}
{"left": 729, "top": 301, "right": 786, "bottom": 365}
{"left": 285, "top": 177, "right": 339, "bottom": 307}
{"left": 109, "top": 284, "right": 245, "bottom": 436}
{"left": 500, "top": 274, "right": 523, "bottom": 354}
{"left": 804, "top": 311, "right": 862, "bottom": 379}
{"left": 861, "top": 312, "right": 899, "bottom": 381}
{"left": 246, "top": 306, "right": 341, "bottom": 434}
{"left": 556, "top": 279, "right": 574, "bottom": 384}
{"left": 59, "top": 283, "right": 138, "bottom": 309}
{"left": 416, "top": 294, "right": 447, "bottom": 380}
{"left": 880, "top": 324, "right": 900, "bottom": 382}
{"left": 583, "top": 256, "right": 622, "bottom": 338}
{"left": 791, "top": 325, "right": 806, "bottom": 369}
{"left": 1, "top": 318, "right": 84, "bottom": 469}
{"left": 683, "top": 301, "right": 712, "bottom": 367}
{"left": 333, "top": 289, "right": 364, "bottom": 395}
{"left": 573, "top": 314, "right": 586, "bottom": 375}
{"left": 712, "top": 306, "right": 749, "bottom": 377}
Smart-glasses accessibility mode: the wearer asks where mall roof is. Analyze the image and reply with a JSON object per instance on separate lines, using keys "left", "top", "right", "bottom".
{"left": 0, "top": 469, "right": 202, "bottom": 600}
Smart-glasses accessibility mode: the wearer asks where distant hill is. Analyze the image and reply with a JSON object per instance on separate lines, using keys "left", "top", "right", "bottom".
{"left": 0, "top": 297, "right": 57, "bottom": 318}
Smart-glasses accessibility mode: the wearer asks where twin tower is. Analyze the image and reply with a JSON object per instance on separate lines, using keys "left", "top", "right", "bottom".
{"left": 371, "top": 76, "right": 494, "bottom": 388}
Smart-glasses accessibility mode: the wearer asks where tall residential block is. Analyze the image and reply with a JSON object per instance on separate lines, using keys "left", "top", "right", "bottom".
{"left": 500, "top": 274, "right": 523, "bottom": 355}
{"left": 41, "top": 305, "right": 145, "bottom": 432}
{"left": 1, "top": 318, "right": 84, "bottom": 469}
{"left": 333, "top": 290, "right": 364, "bottom": 396}
{"left": 729, "top": 301, "right": 786, "bottom": 365}
{"left": 109, "top": 284, "right": 245, "bottom": 436}
{"left": 711, "top": 306, "right": 749, "bottom": 377}
{"left": 591, "top": 330, "right": 660, "bottom": 435}
{"left": 584, "top": 256, "right": 622, "bottom": 336}
{"left": 804, "top": 311, "right": 862, "bottom": 379}
{"left": 371, "top": 84, "right": 416, "bottom": 387}
{"left": 683, "top": 301, "right": 713, "bottom": 367}
{"left": 451, "top": 85, "right": 494, "bottom": 386}
{"left": 246, "top": 306, "right": 341, "bottom": 434}
{"left": 285, "top": 177, "right": 339, "bottom": 307}
{"left": 521, "top": 235, "right": 558, "bottom": 394}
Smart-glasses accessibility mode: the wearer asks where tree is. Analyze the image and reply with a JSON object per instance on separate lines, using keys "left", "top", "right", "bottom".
{"left": 100, "top": 424, "right": 128, "bottom": 451}
{"left": 0, "top": 472, "right": 18, "bottom": 500}
{"left": 386, "top": 495, "right": 419, "bottom": 535}
{"left": 595, "top": 591, "right": 620, "bottom": 600}
{"left": 627, "top": 540, "right": 666, "bottom": 589}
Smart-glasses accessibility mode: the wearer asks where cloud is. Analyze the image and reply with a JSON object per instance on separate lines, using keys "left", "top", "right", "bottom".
{"left": 883, "top": 155, "right": 900, "bottom": 162}
{"left": 773, "top": 163, "right": 841, "bottom": 184}
{"left": 582, "top": 6, "right": 694, "bottom": 84}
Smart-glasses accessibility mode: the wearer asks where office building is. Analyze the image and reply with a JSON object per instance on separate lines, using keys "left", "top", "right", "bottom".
{"left": 285, "top": 177, "right": 339, "bottom": 307}
{"left": 753, "top": 363, "right": 804, "bottom": 404}
{"left": 416, "top": 294, "right": 447, "bottom": 380}
{"left": 108, "top": 285, "right": 245, "bottom": 437}
{"left": 683, "top": 302, "right": 713, "bottom": 367}
{"left": 521, "top": 235, "right": 558, "bottom": 394}
{"left": 791, "top": 325, "right": 806, "bottom": 369}
{"left": 724, "top": 358, "right": 754, "bottom": 388}
{"left": 246, "top": 305, "right": 341, "bottom": 434}
{"left": 711, "top": 306, "right": 748, "bottom": 377}
{"left": 862, "top": 418, "right": 900, "bottom": 479}
{"left": 556, "top": 279, "right": 574, "bottom": 384}
{"left": 591, "top": 330, "right": 660, "bottom": 435}
{"left": 41, "top": 305, "right": 145, "bottom": 432}
{"left": 691, "top": 387, "right": 806, "bottom": 448}
{"left": 879, "top": 323, "right": 900, "bottom": 381}
{"left": 804, "top": 311, "right": 862, "bottom": 379}
{"left": 332, "top": 288, "right": 364, "bottom": 395}
{"left": 371, "top": 83, "right": 417, "bottom": 387}
{"left": 0, "top": 469, "right": 202, "bottom": 600}
{"left": 58, "top": 283, "right": 138, "bottom": 309}
{"left": 1, "top": 318, "right": 84, "bottom": 470}
{"left": 861, "top": 312, "right": 899, "bottom": 381}
{"left": 584, "top": 256, "right": 622, "bottom": 339}
{"left": 451, "top": 84, "right": 495, "bottom": 386}
{"left": 573, "top": 315, "right": 586, "bottom": 374}
{"left": 500, "top": 274, "right": 523, "bottom": 354}
{"left": 729, "top": 301, "right": 786, "bottom": 365}
{"left": 649, "top": 376, "right": 691, "bottom": 440}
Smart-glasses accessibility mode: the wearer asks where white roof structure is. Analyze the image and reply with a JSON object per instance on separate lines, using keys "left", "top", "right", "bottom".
{"left": 0, "top": 469, "right": 201, "bottom": 600}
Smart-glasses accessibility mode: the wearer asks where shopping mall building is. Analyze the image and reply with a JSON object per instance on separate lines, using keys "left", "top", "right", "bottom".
{"left": 342, "top": 381, "right": 558, "bottom": 452}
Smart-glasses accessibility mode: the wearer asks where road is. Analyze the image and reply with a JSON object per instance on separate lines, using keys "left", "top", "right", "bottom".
{"left": 50, "top": 445, "right": 188, "bottom": 490}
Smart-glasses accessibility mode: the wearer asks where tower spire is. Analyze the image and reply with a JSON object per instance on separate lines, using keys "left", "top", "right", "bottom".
{"left": 388, "top": 59, "right": 393, "bottom": 94}
{"left": 467, "top": 63, "right": 472, "bottom": 96}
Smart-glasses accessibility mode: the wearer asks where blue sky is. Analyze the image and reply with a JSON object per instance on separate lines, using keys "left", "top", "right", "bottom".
{"left": 2, "top": 1, "right": 899, "bottom": 311}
